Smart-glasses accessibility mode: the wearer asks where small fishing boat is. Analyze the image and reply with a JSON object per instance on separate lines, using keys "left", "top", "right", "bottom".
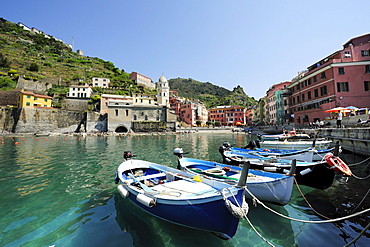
{"left": 259, "top": 129, "right": 311, "bottom": 140}
{"left": 245, "top": 138, "right": 332, "bottom": 151}
{"left": 221, "top": 143, "right": 334, "bottom": 162}
{"left": 218, "top": 143, "right": 350, "bottom": 189}
{"left": 114, "top": 151, "right": 249, "bottom": 240}
{"left": 174, "top": 148, "right": 295, "bottom": 205}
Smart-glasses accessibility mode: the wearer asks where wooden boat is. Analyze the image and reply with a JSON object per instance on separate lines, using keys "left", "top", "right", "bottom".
{"left": 222, "top": 144, "right": 334, "bottom": 162}
{"left": 245, "top": 138, "right": 332, "bottom": 151}
{"left": 174, "top": 149, "right": 295, "bottom": 205}
{"left": 259, "top": 130, "right": 311, "bottom": 140}
{"left": 114, "top": 151, "right": 249, "bottom": 240}
{"left": 218, "top": 143, "right": 348, "bottom": 189}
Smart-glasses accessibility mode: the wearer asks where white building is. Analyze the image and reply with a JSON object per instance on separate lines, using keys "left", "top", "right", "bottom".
{"left": 67, "top": 85, "right": 93, "bottom": 98}
{"left": 92, "top": 77, "right": 110, "bottom": 88}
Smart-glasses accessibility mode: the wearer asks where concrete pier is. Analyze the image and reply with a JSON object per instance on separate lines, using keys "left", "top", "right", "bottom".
{"left": 305, "top": 127, "right": 370, "bottom": 156}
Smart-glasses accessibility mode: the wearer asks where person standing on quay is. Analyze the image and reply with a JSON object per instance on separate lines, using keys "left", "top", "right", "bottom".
{"left": 337, "top": 111, "right": 343, "bottom": 128}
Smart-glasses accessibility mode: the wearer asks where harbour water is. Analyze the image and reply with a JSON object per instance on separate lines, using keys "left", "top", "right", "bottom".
{"left": 0, "top": 133, "right": 369, "bottom": 247}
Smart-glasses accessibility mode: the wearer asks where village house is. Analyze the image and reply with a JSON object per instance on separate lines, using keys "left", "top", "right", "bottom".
{"left": 287, "top": 33, "right": 370, "bottom": 126}
{"left": 18, "top": 91, "right": 52, "bottom": 108}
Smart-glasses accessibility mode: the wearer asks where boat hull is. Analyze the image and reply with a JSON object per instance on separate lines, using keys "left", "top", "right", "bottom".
{"left": 124, "top": 186, "right": 243, "bottom": 239}
{"left": 179, "top": 158, "right": 294, "bottom": 205}
{"left": 222, "top": 155, "right": 334, "bottom": 190}
{"left": 259, "top": 140, "right": 332, "bottom": 150}
{"left": 116, "top": 159, "right": 245, "bottom": 239}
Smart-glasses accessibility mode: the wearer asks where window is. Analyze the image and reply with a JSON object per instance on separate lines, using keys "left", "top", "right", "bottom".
{"left": 344, "top": 51, "right": 351, "bottom": 58}
{"left": 126, "top": 110, "right": 129, "bottom": 116}
{"left": 320, "top": 72, "right": 326, "bottom": 79}
{"left": 361, "top": 50, "right": 370, "bottom": 57}
{"left": 365, "top": 81, "right": 370, "bottom": 91}
{"left": 297, "top": 96, "right": 300, "bottom": 103}
{"left": 34, "top": 97, "right": 38, "bottom": 100}
{"left": 302, "top": 93, "right": 305, "bottom": 102}
{"left": 296, "top": 84, "right": 300, "bottom": 90}
{"left": 145, "top": 115, "right": 148, "bottom": 120}
{"left": 27, "top": 95, "right": 31, "bottom": 98}
{"left": 44, "top": 99, "right": 48, "bottom": 102}
{"left": 366, "top": 65, "right": 370, "bottom": 74}
{"left": 133, "top": 115, "right": 137, "bottom": 120}
{"left": 313, "top": 76, "right": 317, "bottom": 83}
{"left": 115, "top": 110, "right": 118, "bottom": 116}
{"left": 307, "top": 91, "right": 312, "bottom": 100}
{"left": 337, "top": 82, "right": 349, "bottom": 92}
{"left": 26, "top": 102, "right": 30, "bottom": 106}
{"left": 320, "top": 86, "right": 328, "bottom": 96}
{"left": 314, "top": 89, "right": 319, "bottom": 98}
{"left": 338, "top": 67, "right": 345, "bottom": 75}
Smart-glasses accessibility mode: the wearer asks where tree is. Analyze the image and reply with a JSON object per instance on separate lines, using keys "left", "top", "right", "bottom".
{"left": 196, "top": 120, "right": 202, "bottom": 127}
{"left": 28, "top": 63, "right": 39, "bottom": 72}
{"left": 0, "top": 52, "right": 10, "bottom": 68}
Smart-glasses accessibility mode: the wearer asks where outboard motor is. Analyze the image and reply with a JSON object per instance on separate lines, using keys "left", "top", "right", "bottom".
{"left": 173, "top": 148, "right": 184, "bottom": 159}
{"left": 123, "top": 151, "right": 134, "bottom": 160}
{"left": 257, "top": 134, "right": 262, "bottom": 141}
{"left": 244, "top": 140, "right": 257, "bottom": 150}
{"left": 255, "top": 139, "right": 261, "bottom": 148}
{"left": 219, "top": 142, "right": 231, "bottom": 164}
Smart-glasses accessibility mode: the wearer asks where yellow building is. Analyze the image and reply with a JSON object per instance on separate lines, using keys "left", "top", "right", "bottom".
{"left": 18, "top": 91, "right": 52, "bottom": 108}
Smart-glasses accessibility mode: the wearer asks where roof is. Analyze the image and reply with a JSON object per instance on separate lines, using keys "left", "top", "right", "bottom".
{"left": 19, "top": 91, "right": 52, "bottom": 99}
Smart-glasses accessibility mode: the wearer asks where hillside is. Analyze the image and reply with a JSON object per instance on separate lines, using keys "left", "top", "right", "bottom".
{"left": 0, "top": 18, "right": 257, "bottom": 109}
{"left": 169, "top": 78, "right": 257, "bottom": 108}
{"left": 0, "top": 18, "right": 140, "bottom": 96}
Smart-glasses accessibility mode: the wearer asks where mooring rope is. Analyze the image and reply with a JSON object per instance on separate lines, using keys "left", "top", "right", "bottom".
{"left": 244, "top": 187, "right": 370, "bottom": 224}
{"left": 293, "top": 178, "right": 331, "bottom": 220}
{"left": 343, "top": 222, "right": 370, "bottom": 247}
{"left": 225, "top": 187, "right": 275, "bottom": 247}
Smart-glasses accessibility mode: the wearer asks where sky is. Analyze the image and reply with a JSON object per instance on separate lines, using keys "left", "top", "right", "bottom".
{"left": 2, "top": 0, "right": 370, "bottom": 99}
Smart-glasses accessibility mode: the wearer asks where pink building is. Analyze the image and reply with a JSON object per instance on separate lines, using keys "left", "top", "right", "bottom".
{"left": 288, "top": 33, "right": 370, "bottom": 125}
{"left": 266, "top": 82, "right": 291, "bottom": 124}
{"left": 209, "top": 105, "right": 245, "bottom": 126}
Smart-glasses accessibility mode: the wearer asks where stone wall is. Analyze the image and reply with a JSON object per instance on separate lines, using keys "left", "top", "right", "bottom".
{"left": 17, "top": 77, "right": 52, "bottom": 94}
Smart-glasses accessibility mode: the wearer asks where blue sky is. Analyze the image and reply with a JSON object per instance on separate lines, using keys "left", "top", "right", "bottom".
{"left": 2, "top": 0, "right": 370, "bottom": 99}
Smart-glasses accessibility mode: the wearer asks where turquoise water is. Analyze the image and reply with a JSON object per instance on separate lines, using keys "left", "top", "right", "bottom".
{"left": 0, "top": 133, "right": 369, "bottom": 247}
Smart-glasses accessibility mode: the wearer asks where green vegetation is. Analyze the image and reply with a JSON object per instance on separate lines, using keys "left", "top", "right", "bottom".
{"left": 169, "top": 78, "right": 257, "bottom": 109}
{"left": 0, "top": 17, "right": 135, "bottom": 93}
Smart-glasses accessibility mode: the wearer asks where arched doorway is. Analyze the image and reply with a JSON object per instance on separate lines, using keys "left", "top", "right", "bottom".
{"left": 115, "top": 125, "right": 128, "bottom": 133}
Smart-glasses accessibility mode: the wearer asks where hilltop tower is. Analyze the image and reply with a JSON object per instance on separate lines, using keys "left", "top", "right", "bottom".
{"left": 157, "top": 74, "right": 170, "bottom": 107}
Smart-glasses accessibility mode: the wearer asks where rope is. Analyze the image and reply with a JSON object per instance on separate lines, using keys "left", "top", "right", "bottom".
{"left": 349, "top": 188, "right": 370, "bottom": 214}
{"left": 293, "top": 178, "right": 331, "bottom": 220}
{"left": 221, "top": 188, "right": 249, "bottom": 218}
{"left": 343, "top": 222, "right": 370, "bottom": 247}
{"left": 223, "top": 188, "right": 275, "bottom": 247}
{"left": 346, "top": 156, "right": 370, "bottom": 166}
{"left": 244, "top": 187, "right": 370, "bottom": 224}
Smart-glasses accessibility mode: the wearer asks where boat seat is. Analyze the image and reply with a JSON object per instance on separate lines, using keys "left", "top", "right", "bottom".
{"left": 152, "top": 180, "right": 215, "bottom": 198}
{"left": 126, "top": 172, "right": 166, "bottom": 184}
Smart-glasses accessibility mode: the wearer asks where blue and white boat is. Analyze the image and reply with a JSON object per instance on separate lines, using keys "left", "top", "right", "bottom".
{"left": 114, "top": 151, "right": 249, "bottom": 240}
{"left": 227, "top": 145, "right": 334, "bottom": 162}
{"left": 218, "top": 143, "right": 338, "bottom": 189}
{"left": 174, "top": 149, "right": 295, "bottom": 206}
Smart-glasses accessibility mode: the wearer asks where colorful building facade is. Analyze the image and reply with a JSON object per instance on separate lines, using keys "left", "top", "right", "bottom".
{"left": 18, "top": 91, "right": 52, "bottom": 108}
{"left": 288, "top": 33, "right": 370, "bottom": 125}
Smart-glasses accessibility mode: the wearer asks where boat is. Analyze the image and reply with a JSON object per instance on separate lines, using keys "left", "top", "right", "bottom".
{"left": 259, "top": 129, "right": 311, "bottom": 140}
{"left": 221, "top": 144, "right": 334, "bottom": 162}
{"left": 174, "top": 148, "right": 295, "bottom": 205}
{"left": 245, "top": 137, "right": 333, "bottom": 151}
{"left": 114, "top": 151, "right": 249, "bottom": 240}
{"left": 218, "top": 143, "right": 350, "bottom": 189}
